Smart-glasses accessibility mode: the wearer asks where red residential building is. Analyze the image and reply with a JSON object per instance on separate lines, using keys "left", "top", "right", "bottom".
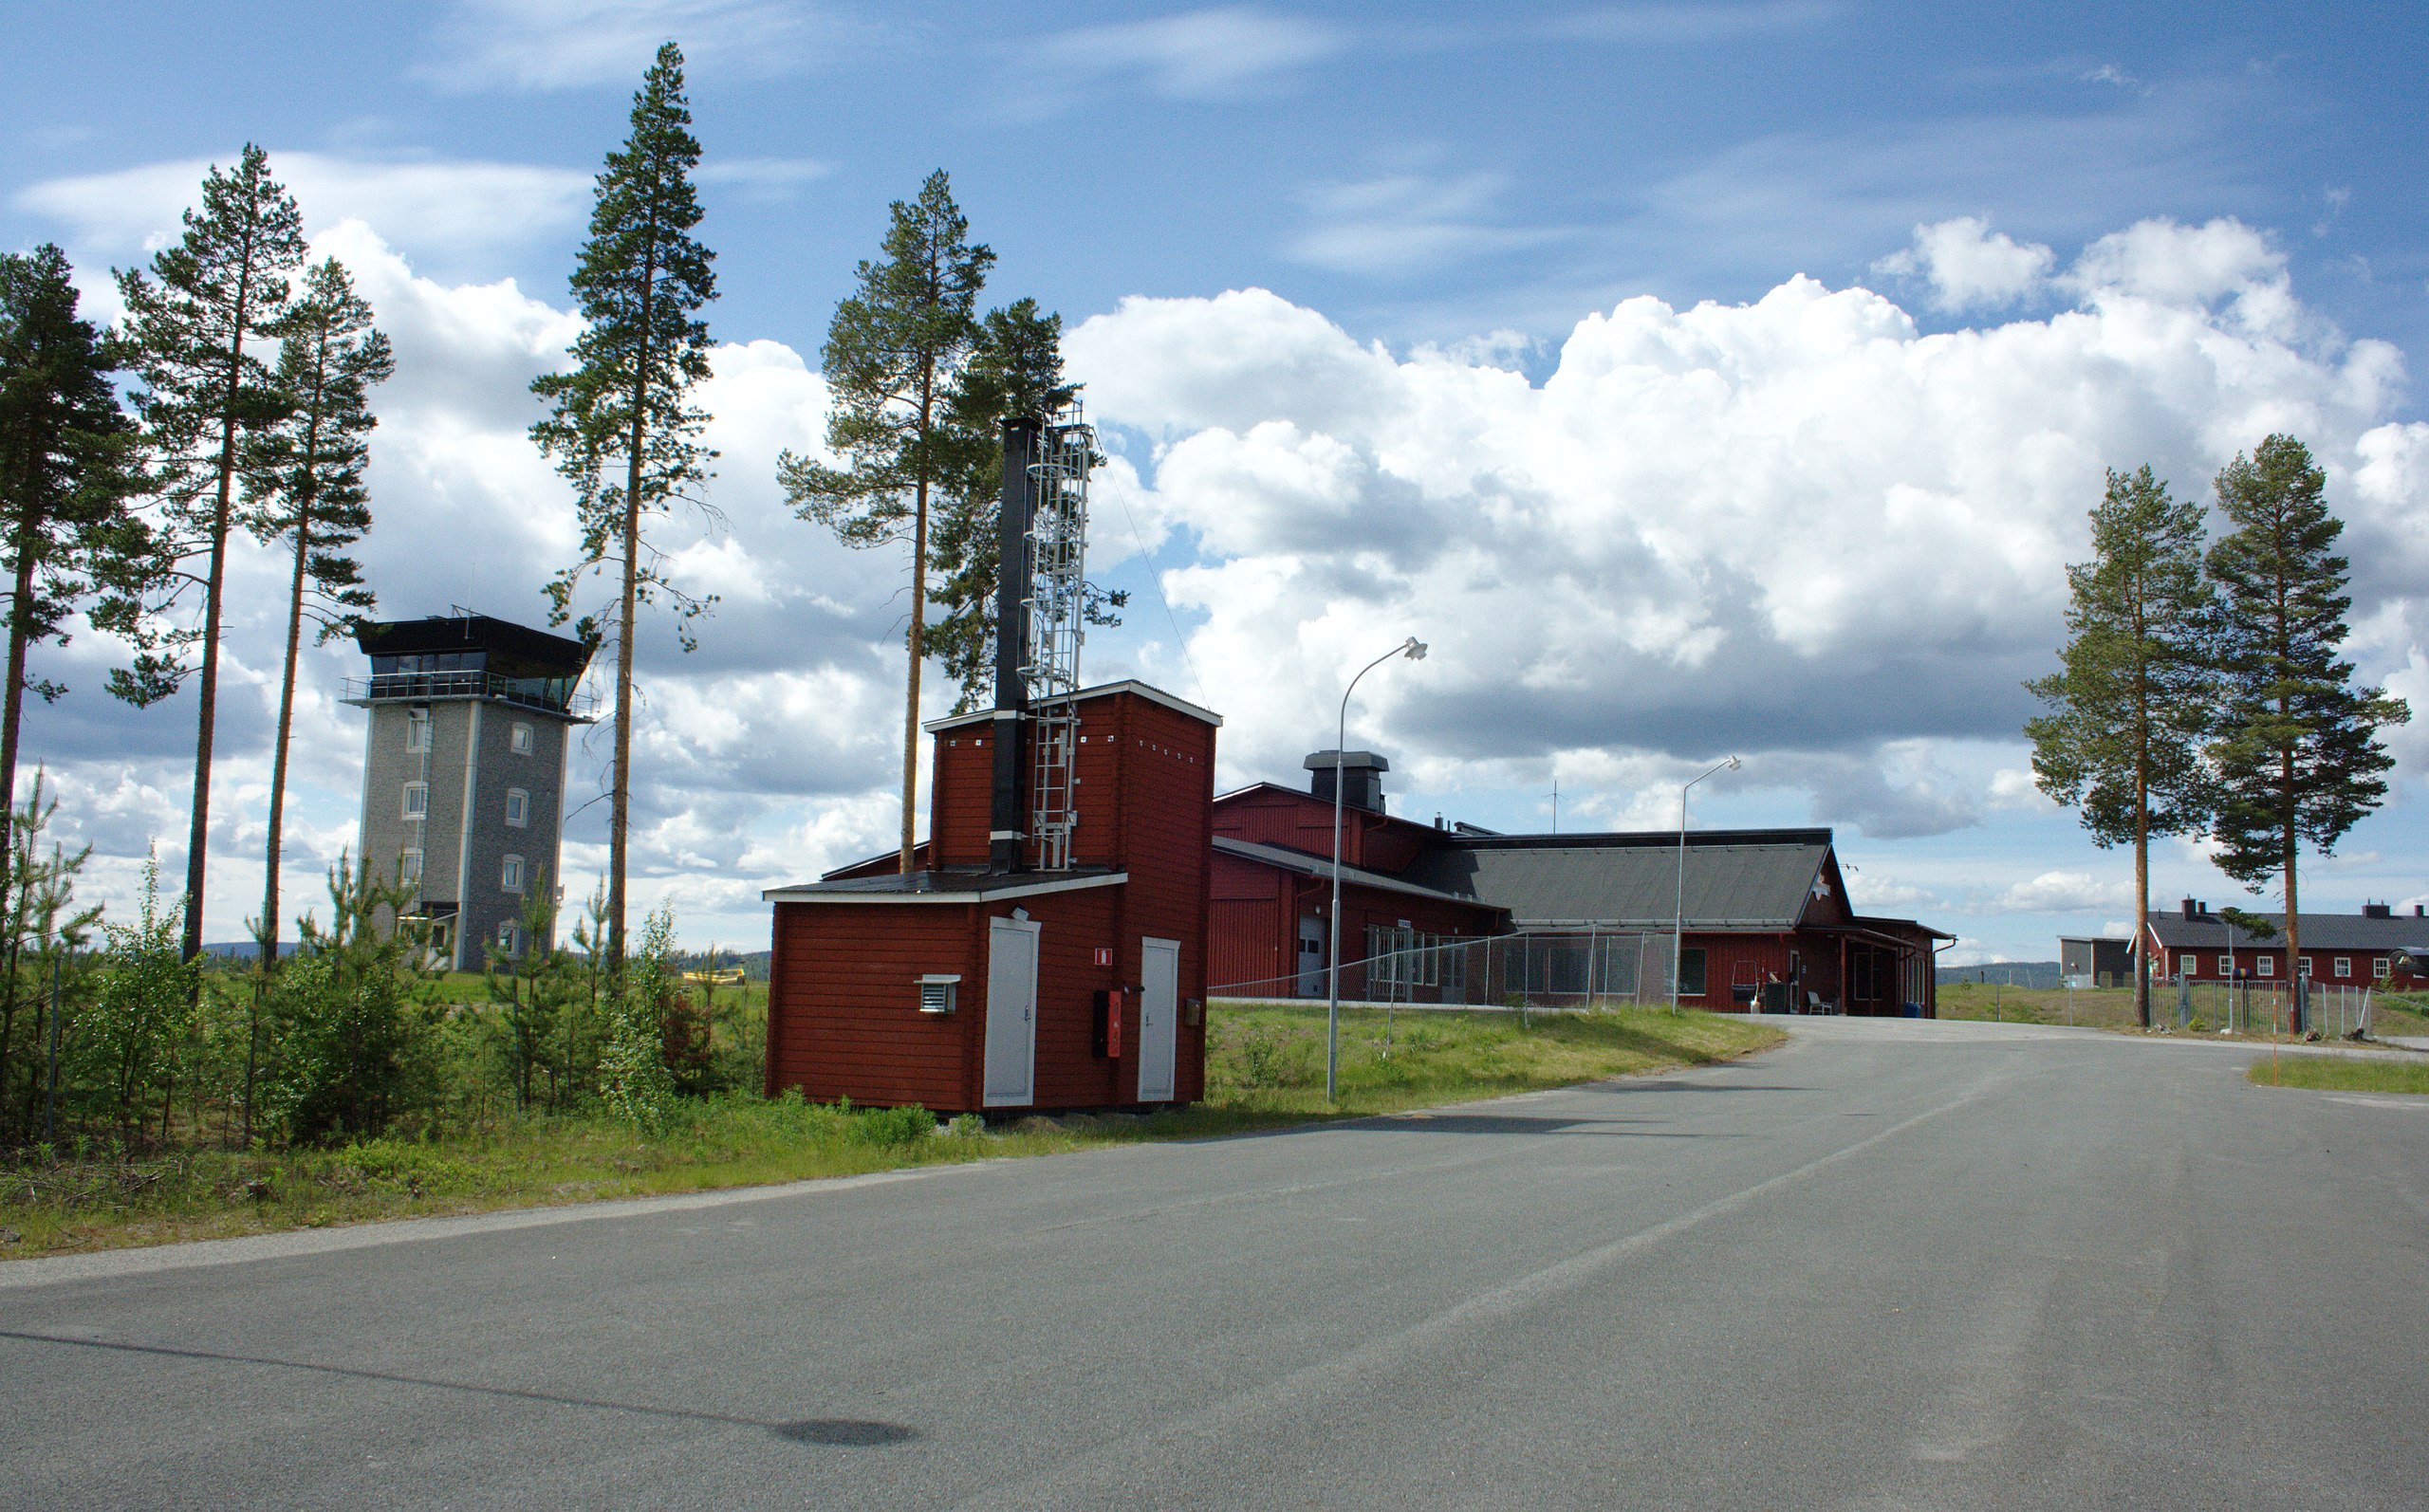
{"left": 2140, "top": 898, "right": 2429, "bottom": 988}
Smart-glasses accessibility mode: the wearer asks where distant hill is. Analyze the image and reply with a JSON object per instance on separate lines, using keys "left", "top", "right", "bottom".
{"left": 1937, "top": 961, "right": 2061, "bottom": 989}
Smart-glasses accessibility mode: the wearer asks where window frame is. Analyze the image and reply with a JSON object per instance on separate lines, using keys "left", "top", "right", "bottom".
{"left": 2257, "top": 955, "right": 2274, "bottom": 978}
{"left": 405, "top": 709, "right": 432, "bottom": 752}
{"left": 2334, "top": 956, "right": 2351, "bottom": 979}
{"left": 1678, "top": 948, "right": 1708, "bottom": 998}
{"left": 510, "top": 722, "right": 535, "bottom": 756}
{"left": 505, "top": 787, "right": 530, "bottom": 828}
{"left": 399, "top": 848, "right": 423, "bottom": 885}
{"left": 401, "top": 781, "right": 428, "bottom": 819}
{"left": 501, "top": 854, "right": 526, "bottom": 894}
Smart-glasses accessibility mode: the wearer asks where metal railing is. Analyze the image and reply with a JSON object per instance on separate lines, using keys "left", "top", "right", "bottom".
{"left": 343, "top": 672, "right": 597, "bottom": 719}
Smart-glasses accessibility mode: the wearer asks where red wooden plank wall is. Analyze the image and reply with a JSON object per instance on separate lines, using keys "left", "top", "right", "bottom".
{"left": 768, "top": 901, "right": 977, "bottom": 1110}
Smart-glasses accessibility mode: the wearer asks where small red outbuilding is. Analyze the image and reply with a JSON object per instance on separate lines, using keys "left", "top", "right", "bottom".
{"left": 762, "top": 681, "right": 1220, "bottom": 1115}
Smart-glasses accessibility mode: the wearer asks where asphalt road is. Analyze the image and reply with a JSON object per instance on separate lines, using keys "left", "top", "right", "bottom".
{"left": 6, "top": 1018, "right": 2426, "bottom": 1510}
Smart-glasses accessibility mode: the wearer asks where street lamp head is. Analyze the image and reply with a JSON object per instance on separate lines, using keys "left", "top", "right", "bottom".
{"left": 1724, "top": 755, "right": 1741, "bottom": 771}
{"left": 1403, "top": 637, "right": 1428, "bottom": 661}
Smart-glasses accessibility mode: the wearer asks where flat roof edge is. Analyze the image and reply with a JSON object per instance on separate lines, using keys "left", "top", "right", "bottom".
{"left": 924, "top": 679, "right": 1224, "bottom": 734}
{"left": 762, "top": 871, "right": 1129, "bottom": 904}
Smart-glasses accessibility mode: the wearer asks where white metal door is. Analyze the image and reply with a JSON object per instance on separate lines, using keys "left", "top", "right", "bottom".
{"left": 984, "top": 916, "right": 1040, "bottom": 1107}
{"left": 1296, "top": 915, "right": 1324, "bottom": 996}
{"left": 1139, "top": 936, "right": 1179, "bottom": 1102}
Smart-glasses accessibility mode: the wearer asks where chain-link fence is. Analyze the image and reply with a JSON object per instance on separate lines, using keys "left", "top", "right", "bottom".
{"left": 1214, "top": 927, "right": 1687, "bottom": 1011}
{"left": 2164, "top": 978, "right": 2383, "bottom": 1036}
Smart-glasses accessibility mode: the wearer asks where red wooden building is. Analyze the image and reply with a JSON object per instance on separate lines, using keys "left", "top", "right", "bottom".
{"left": 763, "top": 681, "right": 1221, "bottom": 1114}
{"left": 2140, "top": 898, "right": 2429, "bottom": 987}
{"left": 1210, "top": 753, "right": 1950, "bottom": 1015}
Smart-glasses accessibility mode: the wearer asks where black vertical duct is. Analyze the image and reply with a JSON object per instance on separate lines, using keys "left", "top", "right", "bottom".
{"left": 990, "top": 418, "right": 1039, "bottom": 873}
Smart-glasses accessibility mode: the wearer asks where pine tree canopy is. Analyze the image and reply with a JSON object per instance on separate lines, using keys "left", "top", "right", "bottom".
{"left": 2024, "top": 465, "right": 2218, "bottom": 848}
{"left": 0, "top": 243, "right": 144, "bottom": 693}
{"left": 778, "top": 169, "right": 993, "bottom": 545}
{"left": 108, "top": 142, "right": 306, "bottom": 705}
{"left": 2204, "top": 433, "right": 2408, "bottom": 885}
{"left": 246, "top": 257, "right": 391, "bottom": 640}
{"left": 529, "top": 39, "right": 719, "bottom": 647}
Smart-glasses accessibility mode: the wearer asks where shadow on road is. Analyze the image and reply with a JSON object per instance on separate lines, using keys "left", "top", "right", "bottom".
{"left": 0, "top": 1329, "right": 916, "bottom": 1447}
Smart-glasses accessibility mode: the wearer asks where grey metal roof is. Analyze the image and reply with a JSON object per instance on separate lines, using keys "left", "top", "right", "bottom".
{"left": 763, "top": 867, "right": 1125, "bottom": 904}
{"left": 2144, "top": 911, "right": 2429, "bottom": 951}
{"left": 1213, "top": 837, "right": 1493, "bottom": 910}
{"left": 1405, "top": 834, "right": 1831, "bottom": 930}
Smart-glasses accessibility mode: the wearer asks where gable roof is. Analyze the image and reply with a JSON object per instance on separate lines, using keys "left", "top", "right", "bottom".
{"left": 1213, "top": 837, "right": 1502, "bottom": 912}
{"left": 2143, "top": 911, "right": 2429, "bottom": 951}
{"left": 1405, "top": 831, "right": 1834, "bottom": 930}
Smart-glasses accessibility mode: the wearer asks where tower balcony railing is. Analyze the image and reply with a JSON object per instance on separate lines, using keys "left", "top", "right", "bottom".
{"left": 342, "top": 671, "right": 598, "bottom": 719}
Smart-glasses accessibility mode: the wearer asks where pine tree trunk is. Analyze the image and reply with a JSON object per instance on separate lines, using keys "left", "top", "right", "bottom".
{"left": 607, "top": 230, "right": 660, "bottom": 972}
{"left": 900, "top": 476, "right": 927, "bottom": 875}
{"left": 0, "top": 510, "right": 36, "bottom": 891}
{"left": 251, "top": 511, "right": 311, "bottom": 1141}
{"left": 2282, "top": 752, "right": 2300, "bottom": 1035}
{"left": 2134, "top": 779, "right": 2151, "bottom": 1029}
{"left": 0, "top": 470, "right": 28, "bottom": 1123}
{"left": 183, "top": 237, "right": 259, "bottom": 968}
{"left": 182, "top": 410, "right": 237, "bottom": 965}
{"left": 613, "top": 468, "right": 638, "bottom": 969}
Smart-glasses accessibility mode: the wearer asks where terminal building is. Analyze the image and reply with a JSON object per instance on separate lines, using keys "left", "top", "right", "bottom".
{"left": 346, "top": 611, "right": 596, "bottom": 968}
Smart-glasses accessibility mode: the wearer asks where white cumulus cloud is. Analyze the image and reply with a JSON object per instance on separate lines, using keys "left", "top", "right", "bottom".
{"left": 1874, "top": 216, "right": 2056, "bottom": 312}
{"left": 1067, "top": 217, "right": 2426, "bottom": 833}
{"left": 1994, "top": 871, "right": 2131, "bottom": 913}
{"left": 14, "top": 154, "right": 590, "bottom": 279}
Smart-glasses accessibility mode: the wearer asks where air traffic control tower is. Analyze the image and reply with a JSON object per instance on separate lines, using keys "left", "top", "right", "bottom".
{"left": 345, "top": 611, "right": 596, "bottom": 969}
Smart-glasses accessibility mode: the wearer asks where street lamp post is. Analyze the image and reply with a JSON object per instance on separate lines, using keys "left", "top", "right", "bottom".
{"left": 1328, "top": 636, "right": 1427, "bottom": 1100}
{"left": 1670, "top": 756, "right": 1741, "bottom": 1014}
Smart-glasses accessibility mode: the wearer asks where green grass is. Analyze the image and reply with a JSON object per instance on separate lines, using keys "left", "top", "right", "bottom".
{"left": 1937, "top": 981, "right": 2422, "bottom": 1042}
{"left": 0, "top": 1005, "right": 1778, "bottom": 1261}
{"left": 2245, "top": 1056, "right": 2429, "bottom": 1096}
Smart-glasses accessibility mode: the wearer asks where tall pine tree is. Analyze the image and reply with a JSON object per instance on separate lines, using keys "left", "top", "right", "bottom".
{"left": 245, "top": 256, "right": 390, "bottom": 966}
{"left": 529, "top": 41, "right": 719, "bottom": 968}
{"left": 2025, "top": 466, "right": 2218, "bottom": 1028}
{"left": 0, "top": 245, "right": 145, "bottom": 879}
{"left": 113, "top": 144, "right": 306, "bottom": 963}
{"left": 2205, "top": 434, "right": 2408, "bottom": 1028}
{"left": 779, "top": 170, "right": 992, "bottom": 871}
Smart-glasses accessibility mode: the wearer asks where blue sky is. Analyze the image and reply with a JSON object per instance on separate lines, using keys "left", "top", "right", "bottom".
{"left": 4, "top": 1, "right": 2426, "bottom": 961}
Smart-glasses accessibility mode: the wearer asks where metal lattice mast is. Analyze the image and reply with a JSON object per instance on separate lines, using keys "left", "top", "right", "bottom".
{"left": 1023, "top": 402, "right": 1093, "bottom": 870}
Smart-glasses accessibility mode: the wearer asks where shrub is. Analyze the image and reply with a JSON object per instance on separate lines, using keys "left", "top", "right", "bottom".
{"left": 847, "top": 1103, "right": 936, "bottom": 1146}
{"left": 253, "top": 857, "right": 438, "bottom": 1146}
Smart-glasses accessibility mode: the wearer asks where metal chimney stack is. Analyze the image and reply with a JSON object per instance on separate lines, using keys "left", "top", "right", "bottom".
{"left": 990, "top": 418, "right": 1039, "bottom": 873}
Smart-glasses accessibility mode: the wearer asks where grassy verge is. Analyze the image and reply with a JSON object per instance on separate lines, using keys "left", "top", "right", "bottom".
{"left": 2245, "top": 1056, "right": 2429, "bottom": 1096}
{"left": 1, "top": 1005, "right": 1777, "bottom": 1261}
